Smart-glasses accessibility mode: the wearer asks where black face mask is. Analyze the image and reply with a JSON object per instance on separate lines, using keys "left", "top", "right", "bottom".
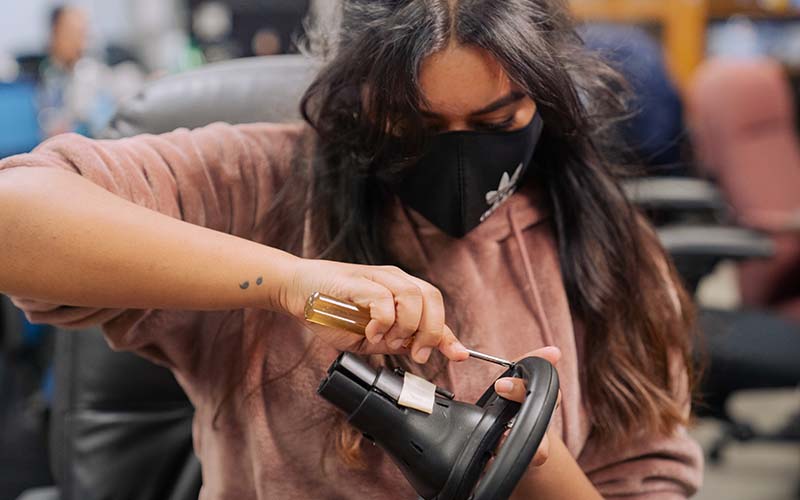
{"left": 388, "top": 113, "right": 544, "bottom": 237}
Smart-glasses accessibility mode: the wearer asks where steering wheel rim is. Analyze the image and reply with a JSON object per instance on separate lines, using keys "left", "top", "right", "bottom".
{"left": 470, "top": 356, "right": 559, "bottom": 500}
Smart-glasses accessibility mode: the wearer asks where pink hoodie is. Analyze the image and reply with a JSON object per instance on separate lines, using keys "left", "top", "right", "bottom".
{"left": 1, "top": 122, "right": 702, "bottom": 499}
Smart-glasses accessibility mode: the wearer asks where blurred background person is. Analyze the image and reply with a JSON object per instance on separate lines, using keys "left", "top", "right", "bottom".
{"left": 46, "top": 6, "right": 87, "bottom": 72}
{"left": 37, "top": 5, "right": 116, "bottom": 138}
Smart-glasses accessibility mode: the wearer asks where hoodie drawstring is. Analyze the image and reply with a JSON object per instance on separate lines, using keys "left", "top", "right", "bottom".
{"left": 508, "top": 206, "right": 556, "bottom": 347}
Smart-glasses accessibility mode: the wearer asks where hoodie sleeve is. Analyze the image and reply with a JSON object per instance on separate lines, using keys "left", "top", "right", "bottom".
{"left": 577, "top": 422, "right": 703, "bottom": 499}
{"left": 0, "top": 122, "right": 305, "bottom": 365}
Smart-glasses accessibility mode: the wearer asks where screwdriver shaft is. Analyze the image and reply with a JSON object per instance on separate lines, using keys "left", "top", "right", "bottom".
{"left": 465, "top": 349, "right": 513, "bottom": 367}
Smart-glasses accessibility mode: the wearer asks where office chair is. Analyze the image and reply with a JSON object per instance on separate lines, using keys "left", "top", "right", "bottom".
{"left": 625, "top": 168, "right": 800, "bottom": 465}
{"left": 688, "top": 57, "right": 800, "bottom": 321}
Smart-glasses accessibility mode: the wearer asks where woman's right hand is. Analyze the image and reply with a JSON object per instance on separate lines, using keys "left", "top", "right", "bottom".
{"left": 278, "top": 257, "right": 469, "bottom": 364}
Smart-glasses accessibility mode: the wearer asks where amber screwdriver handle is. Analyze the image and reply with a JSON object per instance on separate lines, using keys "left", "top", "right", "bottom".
{"left": 304, "top": 292, "right": 414, "bottom": 348}
{"left": 304, "top": 292, "right": 371, "bottom": 334}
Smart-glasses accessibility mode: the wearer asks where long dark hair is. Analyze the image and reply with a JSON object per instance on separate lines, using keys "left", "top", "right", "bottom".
{"left": 250, "top": 0, "right": 695, "bottom": 465}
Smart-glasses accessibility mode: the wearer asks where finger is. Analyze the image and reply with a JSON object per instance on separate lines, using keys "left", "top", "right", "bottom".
{"left": 366, "top": 268, "right": 423, "bottom": 348}
{"left": 398, "top": 274, "right": 469, "bottom": 362}
{"left": 526, "top": 346, "right": 562, "bottom": 366}
{"left": 494, "top": 377, "right": 527, "bottom": 403}
{"left": 496, "top": 346, "right": 562, "bottom": 401}
{"left": 436, "top": 324, "right": 469, "bottom": 362}
{"left": 346, "top": 277, "right": 395, "bottom": 344}
{"left": 495, "top": 428, "right": 549, "bottom": 467}
{"left": 303, "top": 322, "right": 367, "bottom": 351}
{"left": 402, "top": 276, "right": 450, "bottom": 363}
{"left": 532, "top": 433, "right": 550, "bottom": 467}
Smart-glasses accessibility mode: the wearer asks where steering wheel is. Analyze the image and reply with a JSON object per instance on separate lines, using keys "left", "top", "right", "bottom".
{"left": 434, "top": 356, "right": 559, "bottom": 500}
{"left": 318, "top": 353, "right": 558, "bottom": 500}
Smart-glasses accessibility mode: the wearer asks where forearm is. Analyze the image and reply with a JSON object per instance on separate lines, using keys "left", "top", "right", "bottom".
{"left": 0, "top": 167, "right": 296, "bottom": 312}
{"left": 511, "top": 433, "right": 603, "bottom": 500}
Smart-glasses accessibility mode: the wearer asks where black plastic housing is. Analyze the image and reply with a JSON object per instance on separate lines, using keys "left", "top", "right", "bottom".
{"left": 317, "top": 353, "right": 559, "bottom": 500}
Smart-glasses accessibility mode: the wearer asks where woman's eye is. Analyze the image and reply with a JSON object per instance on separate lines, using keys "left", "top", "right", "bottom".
{"left": 475, "top": 116, "right": 515, "bottom": 132}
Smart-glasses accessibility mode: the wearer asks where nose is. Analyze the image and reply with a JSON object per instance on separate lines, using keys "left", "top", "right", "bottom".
{"left": 440, "top": 119, "right": 472, "bottom": 133}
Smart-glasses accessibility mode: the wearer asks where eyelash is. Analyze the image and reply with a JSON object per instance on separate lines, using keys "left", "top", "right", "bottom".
{"left": 423, "top": 115, "right": 516, "bottom": 133}
{"left": 474, "top": 116, "right": 515, "bottom": 132}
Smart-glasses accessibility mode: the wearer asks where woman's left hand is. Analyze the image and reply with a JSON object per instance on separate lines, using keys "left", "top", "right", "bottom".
{"left": 493, "top": 346, "right": 562, "bottom": 467}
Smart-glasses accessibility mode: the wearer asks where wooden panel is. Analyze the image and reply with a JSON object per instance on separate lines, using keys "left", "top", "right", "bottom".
{"left": 710, "top": 0, "right": 796, "bottom": 18}
{"left": 570, "top": 0, "right": 666, "bottom": 21}
{"left": 663, "top": 0, "right": 708, "bottom": 89}
{"left": 570, "top": 0, "right": 708, "bottom": 90}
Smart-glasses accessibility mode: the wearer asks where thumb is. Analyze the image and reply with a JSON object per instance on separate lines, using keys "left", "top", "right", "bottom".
{"left": 525, "top": 346, "right": 561, "bottom": 366}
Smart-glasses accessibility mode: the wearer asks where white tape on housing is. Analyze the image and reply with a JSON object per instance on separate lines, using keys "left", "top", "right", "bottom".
{"left": 397, "top": 372, "right": 436, "bottom": 414}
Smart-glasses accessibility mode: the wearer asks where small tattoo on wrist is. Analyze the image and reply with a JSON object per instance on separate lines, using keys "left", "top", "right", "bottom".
{"left": 239, "top": 281, "right": 250, "bottom": 290}
{"left": 256, "top": 276, "right": 263, "bottom": 286}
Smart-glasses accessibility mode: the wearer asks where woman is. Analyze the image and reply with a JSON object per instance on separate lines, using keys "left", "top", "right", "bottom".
{"left": 0, "top": 0, "right": 703, "bottom": 498}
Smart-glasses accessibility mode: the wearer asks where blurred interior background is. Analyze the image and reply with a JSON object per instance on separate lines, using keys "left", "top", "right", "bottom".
{"left": 0, "top": 1, "right": 799, "bottom": 499}
{"left": 0, "top": 0, "right": 311, "bottom": 156}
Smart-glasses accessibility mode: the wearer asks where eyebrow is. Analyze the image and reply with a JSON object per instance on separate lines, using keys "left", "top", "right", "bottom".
{"left": 420, "top": 91, "right": 527, "bottom": 118}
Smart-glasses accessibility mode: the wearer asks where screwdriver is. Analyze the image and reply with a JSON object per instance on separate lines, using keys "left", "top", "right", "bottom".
{"left": 304, "top": 292, "right": 514, "bottom": 368}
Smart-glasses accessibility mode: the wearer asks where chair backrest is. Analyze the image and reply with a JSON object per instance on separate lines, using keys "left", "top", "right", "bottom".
{"left": 687, "top": 58, "right": 800, "bottom": 219}
{"left": 582, "top": 24, "right": 685, "bottom": 170}
{"left": 52, "top": 55, "right": 317, "bottom": 500}
{"left": 102, "top": 55, "right": 318, "bottom": 138}
{"left": 51, "top": 327, "right": 199, "bottom": 500}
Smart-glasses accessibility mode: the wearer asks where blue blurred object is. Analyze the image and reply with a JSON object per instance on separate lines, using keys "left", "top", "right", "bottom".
{"left": 42, "top": 365, "right": 54, "bottom": 404}
{"left": 581, "top": 24, "right": 686, "bottom": 172}
{"left": 17, "top": 308, "right": 49, "bottom": 348}
{"left": 0, "top": 80, "right": 42, "bottom": 158}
